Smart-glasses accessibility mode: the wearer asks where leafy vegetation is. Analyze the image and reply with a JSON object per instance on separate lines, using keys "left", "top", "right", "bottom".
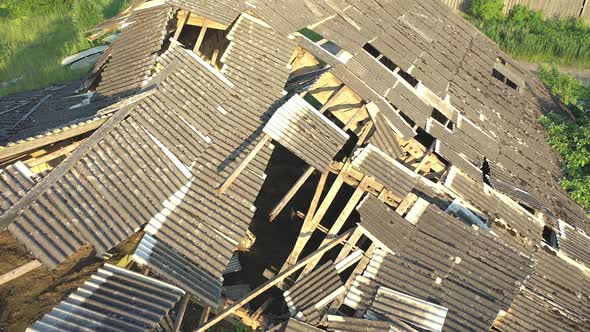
{"left": 538, "top": 64, "right": 590, "bottom": 209}
{"left": 466, "top": 0, "right": 590, "bottom": 68}
{"left": 0, "top": 0, "right": 130, "bottom": 96}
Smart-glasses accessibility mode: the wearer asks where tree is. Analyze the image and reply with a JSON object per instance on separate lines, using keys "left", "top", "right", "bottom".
{"left": 469, "top": 0, "right": 505, "bottom": 22}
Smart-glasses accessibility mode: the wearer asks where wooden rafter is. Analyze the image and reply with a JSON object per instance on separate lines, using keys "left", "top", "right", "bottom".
{"left": 269, "top": 166, "right": 315, "bottom": 222}
{"left": 194, "top": 228, "right": 355, "bottom": 332}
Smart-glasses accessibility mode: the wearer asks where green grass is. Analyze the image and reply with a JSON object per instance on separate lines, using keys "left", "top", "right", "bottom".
{"left": 466, "top": 1, "right": 590, "bottom": 68}
{"left": 0, "top": 0, "right": 131, "bottom": 96}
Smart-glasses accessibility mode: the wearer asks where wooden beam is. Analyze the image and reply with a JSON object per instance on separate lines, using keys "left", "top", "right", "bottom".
{"left": 173, "top": 294, "right": 191, "bottom": 332}
{"left": 334, "top": 226, "right": 364, "bottom": 263}
{"left": 194, "top": 228, "right": 355, "bottom": 332}
{"left": 319, "top": 84, "right": 346, "bottom": 113}
{"left": 280, "top": 170, "right": 332, "bottom": 272}
{"left": 193, "top": 19, "right": 209, "bottom": 54}
{"left": 395, "top": 193, "right": 419, "bottom": 216}
{"left": 0, "top": 260, "right": 42, "bottom": 286}
{"left": 198, "top": 305, "right": 211, "bottom": 327}
{"left": 25, "top": 140, "right": 84, "bottom": 168}
{"left": 0, "top": 117, "right": 108, "bottom": 163}
{"left": 298, "top": 177, "right": 368, "bottom": 278}
{"left": 173, "top": 10, "right": 190, "bottom": 40}
{"left": 269, "top": 166, "right": 314, "bottom": 222}
{"left": 218, "top": 135, "right": 271, "bottom": 194}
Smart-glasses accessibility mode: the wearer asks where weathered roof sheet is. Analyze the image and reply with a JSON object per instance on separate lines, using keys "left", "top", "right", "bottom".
{"left": 268, "top": 318, "right": 325, "bottom": 332}
{"left": 166, "top": 0, "right": 247, "bottom": 26}
{"left": 96, "top": 4, "right": 173, "bottom": 97}
{"left": 27, "top": 264, "right": 184, "bottom": 332}
{"left": 263, "top": 94, "right": 349, "bottom": 171}
{"left": 131, "top": 234, "right": 223, "bottom": 307}
{"left": 350, "top": 197, "right": 534, "bottom": 331}
{"left": 0, "top": 81, "right": 105, "bottom": 145}
{"left": 325, "top": 315, "right": 407, "bottom": 332}
{"left": 351, "top": 144, "right": 418, "bottom": 198}
{"left": 0, "top": 162, "right": 37, "bottom": 215}
{"left": 284, "top": 261, "right": 344, "bottom": 324}
{"left": 558, "top": 221, "right": 590, "bottom": 267}
{"left": 367, "top": 286, "right": 448, "bottom": 332}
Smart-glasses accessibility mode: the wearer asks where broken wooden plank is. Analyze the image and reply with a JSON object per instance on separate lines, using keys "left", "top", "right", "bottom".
{"left": 280, "top": 170, "right": 334, "bottom": 273}
{"left": 193, "top": 19, "right": 209, "bottom": 55}
{"left": 298, "top": 177, "right": 369, "bottom": 278}
{"left": 173, "top": 294, "right": 191, "bottom": 332}
{"left": 334, "top": 227, "right": 364, "bottom": 263}
{"left": 269, "top": 166, "right": 315, "bottom": 222}
{"left": 0, "top": 260, "right": 42, "bottom": 286}
{"left": 194, "top": 228, "right": 355, "bottom": 332}
{"left": 173, "top": 10, "right": 190, "bottom": 40}
{"left": 25, "top": 140, "right": 84, "bottom": 168}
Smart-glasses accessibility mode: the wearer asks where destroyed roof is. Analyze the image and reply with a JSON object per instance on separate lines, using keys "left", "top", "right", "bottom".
{"left": 263, "top": 94, "right": 350, "bottom": 171}
{"left": 0, "top": 81, "right": 105, "bottom": 145}
{"left": 268, "top": 318, "right": 325, "bottom": 332}
{"left": 0, "top": 10, "right": 296, "bottom": 312}
{"left": 95, "top": 4, "right": 173, "bottom": 97}
{"left": 350, "top": 197, "right": 534, "bottom": 331}
{"left": 284, "top": 261, "right": 344, "bottom": 324}
{"left": 26, "top": 263, "right": 185, "bottom": 332}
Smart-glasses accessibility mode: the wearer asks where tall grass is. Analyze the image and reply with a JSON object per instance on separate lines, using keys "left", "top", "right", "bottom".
{"left": 467, "top": 3, "right": 590, "bottom": 68}
{"left": 0, "top": 0, "right": 131, "bottom": 96}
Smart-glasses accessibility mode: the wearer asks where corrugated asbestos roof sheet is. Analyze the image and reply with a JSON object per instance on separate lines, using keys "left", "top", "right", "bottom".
{"left": 263, "top": 94, "right": 349, "bottom": 171}
{"left": 268, "top": 318, "right": 325, "bottom": 332}
{"left": 0, "top": 81, "right": 106, "bottom": 145}
{"left": 558, "top": 222, "right": 590, "bottom": 267}
{"left": 166, "top": 0, "right": 247, "bottom": 26}
{"left": 288, "top": 0, "right": 588, "bottom": 233}
{"left": 27, "top": 264, "right": 184, "bottom": 332}
{"left": 367, "top": 286, "right": 448, "bottom": 332}
{"left": 350, "top": 197, "right": 534, "bottom": 331}
{"left": 96, "top": 4, "right": 173, "bottom": 97}
{"left": 132, "top": 234, "right": 222, "bottom": 307}
{"left": 325, "top": 315, "right": 401, "bottom": 332}
{"left": 495, "top": 249, "right": 590, "bottom": 331}
{"left": 284, "top": 261, "right": 343, "bottom": 324}
{"left": 0, "top": 162, "right": 37, "bottom": 215}
{"left": 351, "top": 144, "right": 418, "bottom": 198}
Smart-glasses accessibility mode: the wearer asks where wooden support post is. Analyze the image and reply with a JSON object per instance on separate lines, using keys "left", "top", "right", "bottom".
{"left": 198, "top": 305, "right": 211, "bottom": 327}
{"left": 269, "top": 166, "right": 315, "bottom": 222}
{"left": 328, "top": 243, "right": 375, "bottom": 312}
{"left": 218, "top": 135, "right": 271, "bottom": 194}
{"left": 280, "top": 170, "right": 343, "bottom": 273}
{"left": 194, "top": 228, "right": 354, "bottom": 332}
{"left": 173, "top": 294, "right": 191, "bottom": 332}
{"left": 334, "top": 227, "right": 364, "bottom": 263}
{"left": 0, "top": 260, "right": 42, "bottom": 286}
{"left": 173, "top": 11, "right": 190, "bottom": 41}
{"left": 193, "top": 19, "right": 209, "bottom": 54}
{"left": 298, "top": 177, "right": 368, "bottom": 278}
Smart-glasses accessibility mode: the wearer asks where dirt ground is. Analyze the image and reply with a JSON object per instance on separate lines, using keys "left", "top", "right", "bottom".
{"left": 0, "top": 232, "right": 143, "bottom": 332}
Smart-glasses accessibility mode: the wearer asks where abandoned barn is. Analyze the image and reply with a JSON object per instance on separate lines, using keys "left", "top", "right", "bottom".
{"left": 0, "top": 0, "right": 589, "bottom": 331}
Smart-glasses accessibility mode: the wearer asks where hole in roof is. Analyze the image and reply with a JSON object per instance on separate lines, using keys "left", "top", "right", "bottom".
{"left": 519, "top": 202, "right": 536, "bottom": 215}
{"left": 363, "top": 43, "right": 381, "bottom": 58}
{"left": 492, "top": 68, "right": 518, "bottom": 91}
{"left": 379, "top": 56, "right": 397, "bottom": 72}
{"left": 415, "top": 127, "right": 435, "bottom": 149}
{"left": 481, "top": 159, "right": 491, "bottom": 185}
{"left": 431, "top": 108, "right": 454, "bottom": 131}
{"left": 398, "top": 110, "right": 416, "bottom": 128}
{"left": 446, "top": 199, "right": 491, "bottom": 231}
{"left": 542, "top": 226, "right": 558, "bottom": 248}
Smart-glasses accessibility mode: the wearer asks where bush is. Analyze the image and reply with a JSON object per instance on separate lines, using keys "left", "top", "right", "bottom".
{"left": 469, "top": 0, "right": 505, "bottom": 22}
{"left": 538, "top": 65, "right": 590, "bottom": 210}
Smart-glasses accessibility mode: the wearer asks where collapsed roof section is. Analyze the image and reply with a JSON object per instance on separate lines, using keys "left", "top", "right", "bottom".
{"left": 26, "top": 263, "right": 185, "bottom": 332}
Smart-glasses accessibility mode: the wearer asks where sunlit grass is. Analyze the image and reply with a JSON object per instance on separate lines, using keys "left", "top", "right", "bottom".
{"left": 0, "top": 0, "right": 130, "bottom": 96}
